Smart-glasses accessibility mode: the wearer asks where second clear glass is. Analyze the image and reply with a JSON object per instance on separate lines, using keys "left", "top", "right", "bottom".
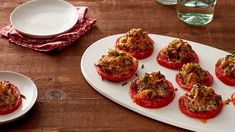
{"left": 156, "top": 0, "right": 177, "bottom": 5}
{"left": 176, "top": 0, "right": 217, "bottom": 26}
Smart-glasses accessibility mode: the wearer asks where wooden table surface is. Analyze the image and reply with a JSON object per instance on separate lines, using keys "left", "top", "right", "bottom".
{"left": 0, "top": 0, "right": 234, "bottom": 131}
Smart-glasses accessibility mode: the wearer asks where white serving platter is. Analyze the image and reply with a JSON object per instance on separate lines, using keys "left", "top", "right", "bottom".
{"left": 0, "top": 71, "right": 38, "bottom": 124}
{"left": 10, "top": 0, "right": 78, "bottom": 38}
{"left": 81, "top": 34, "right": 235, "bottom": 132}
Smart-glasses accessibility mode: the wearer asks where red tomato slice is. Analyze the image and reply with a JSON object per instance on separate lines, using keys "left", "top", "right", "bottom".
{"left": 96, "top": 57, "right": 138, "bottom": 82}
{"left": 0, "top": 82, "right": 22, "bottom": 115}
{"left": 215, "top": 66, "right": 235, "bottom": 86}
{"left": 129, "top": 80, "right": 175, "bottom": 108}
{"left": 115, "top": 37, "right": 154, "bottom": 59}
{"left": 231, "top": 92, "right": 235, "bottom": 105}
{"left": 157, "top": 50, "right": 199, "bottom": 70}
{"left": 178, "top": 95, "right": 223, "bottom": 119}
{"left": 176, "top": 71, "right": 213, "bottom": 91}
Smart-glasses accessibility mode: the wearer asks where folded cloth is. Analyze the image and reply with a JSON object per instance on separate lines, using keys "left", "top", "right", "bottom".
{"left": 0, "top": 7, "right": 96, "bottom": 52}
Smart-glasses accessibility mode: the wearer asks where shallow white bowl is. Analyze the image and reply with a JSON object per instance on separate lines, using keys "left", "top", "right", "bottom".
{"left": 0, "top": 71, "right": 38, "bottom": 124}
{"left": 10, "top": 0, "right": 78, "bottom": 38}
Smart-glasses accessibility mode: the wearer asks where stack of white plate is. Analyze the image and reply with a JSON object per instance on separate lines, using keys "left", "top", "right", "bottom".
{"left": 10, "top": 0, "right": 78, "bottom": 38}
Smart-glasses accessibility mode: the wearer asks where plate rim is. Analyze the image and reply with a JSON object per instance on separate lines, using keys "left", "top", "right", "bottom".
{"left": 10, "top": 0, "right": 79, "bottom": 38}
{"left": 0, "top": 71, "right": 38, "bottom": 124}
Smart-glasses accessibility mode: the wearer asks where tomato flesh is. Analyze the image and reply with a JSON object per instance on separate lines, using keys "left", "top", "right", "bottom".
{"left": 157, "top": 51, "right": 199, "bottom": 70}
{"left": 96, "top": 58, "right": 138, "bottom": 82}
{"left": 115, "top": 37, "right": 154, "bottom": 60}
{"left": 178, "top": 95, "right": 223, "bottom": 119}
{"left": 215, "top": 66, "right": 235, "bottom": 86}
{"left": 0, "top": 82, "right": 22, "bottom": 115}
{"left": 231, "top": 92, "right": 235, "bottom": 105}
{"left": 176, "top": 71, "right": 213, "bottom": 91}
{"left": 129, "top": 80, "right": 175, "bottom": 108}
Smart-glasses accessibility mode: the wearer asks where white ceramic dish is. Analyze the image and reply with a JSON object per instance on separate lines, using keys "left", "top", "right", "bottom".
{"left": 81, "top": 34, "right": 235, "bottom": 132}
{"left": 0, "top": 71, "right": 38, "bottom": 124}
{"left": 10, "top": 0, "right": 78, "bottom": 38}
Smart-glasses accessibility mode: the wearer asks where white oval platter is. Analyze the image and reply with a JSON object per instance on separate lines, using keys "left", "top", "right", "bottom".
{"left": 81, "top": 34, "right": 234, "bottom": 132}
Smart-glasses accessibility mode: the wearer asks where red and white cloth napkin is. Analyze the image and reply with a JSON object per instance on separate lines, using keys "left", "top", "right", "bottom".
{"left": 0, "top": 7, "right": 96, "bottom": 52}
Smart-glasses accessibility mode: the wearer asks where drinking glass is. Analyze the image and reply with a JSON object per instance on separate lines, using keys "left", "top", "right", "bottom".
{"left": 177, "top": 0, "right": 217, "bottom": 26}
{"left": 156, "top": 0, "right": 177, "bottom": 5}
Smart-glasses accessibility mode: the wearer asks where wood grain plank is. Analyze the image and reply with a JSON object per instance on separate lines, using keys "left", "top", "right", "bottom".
{"left": 0, "top": 0, "right": 234, "bottom": 131}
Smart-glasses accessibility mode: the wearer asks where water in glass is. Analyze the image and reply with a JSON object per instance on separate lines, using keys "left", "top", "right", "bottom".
{"left": 177, "top": 0, "right": 217, "bottom": 26}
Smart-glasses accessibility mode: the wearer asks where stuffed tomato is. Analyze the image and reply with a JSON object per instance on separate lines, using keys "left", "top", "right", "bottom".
{"left": 95, "top": 49, "right": 138, "bottom": 82}
{"left": 129, "top": 72, "right": 175, "bottom": 108}
{"left": 115, "top": 28, "right": 154, "bottom": 59}
{"left": 176, "top": 63, "right": 213, "bottom": 91}
{"left": 215, "top": 54, "right": 235, "bottom": 86}
{"left": 0, "top": 81, "right": 22, "bottom": 115}
{"left": 179, "top": 84, "right": 223, "bottom": 119}
{"left": 157, "top": 39, "right": 198, "bottom": 70}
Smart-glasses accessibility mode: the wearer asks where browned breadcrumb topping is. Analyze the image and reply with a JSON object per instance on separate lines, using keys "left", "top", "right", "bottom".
{"left": 0, "top": 81, "right": 18, "bottom": 108}
{"left": 177, "top": 63, "right": 209, "bottom": 86}
{"left": 117, "top": 28, "right": 152, "bottom": 52}
{"left": 216, "top": 54, "right": 235, "bottom": 77}
{"left": 131, "top": 72, "right": 171, "bottom": 100}
{"left": 96, "top": 49, "right": 135, "bottom": 77}
{"left": 183, "top": 84, "right": 222, "bottom": 112}
{"left": 161, "top": 39, "right": 194, "bottom": 63}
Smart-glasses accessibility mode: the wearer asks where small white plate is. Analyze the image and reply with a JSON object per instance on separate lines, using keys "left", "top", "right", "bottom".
{"left": 81, "top": 34, "right": 235, "bottom": 132}
{"left": 10, "top": 0, "right": 78, "bottom": 38}
{"left": 0, "top": 71, "right": 38, "bottom": 124}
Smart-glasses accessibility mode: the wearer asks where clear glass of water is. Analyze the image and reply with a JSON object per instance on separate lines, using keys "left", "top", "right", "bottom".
{"left": 156, "top": 0, "right": 177, "bottom": 5}
{"left": 177, "top": 0, "right": 217, "bottom": 26}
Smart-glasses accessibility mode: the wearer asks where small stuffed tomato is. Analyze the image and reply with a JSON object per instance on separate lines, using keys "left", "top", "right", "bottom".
{"left": 115, "top": 28, "right": 154, "bottom": 60}
{"left": 129, "top": 72, "right": 175, "bottom": 108}
{"left": 157, "top": 39, "right": 199, "bottom": 70}
{"left": 215, "top": 54, "right": 235, "bottom": 86}
{"left": 179, "top": 84, "right": 223, "bottom": 119}
{"left": 176, "top": 63, "right": 213, "bottom": 91}
{"left": 0, "top": 81, "right": 22, "bottom": 115}
{"left": 95, "top": 49, "right": 138, "bottom": 82}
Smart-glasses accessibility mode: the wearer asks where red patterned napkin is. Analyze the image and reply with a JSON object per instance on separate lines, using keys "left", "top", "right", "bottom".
{"left": 0, "top": 7, "right": 96, "bottom": 52}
